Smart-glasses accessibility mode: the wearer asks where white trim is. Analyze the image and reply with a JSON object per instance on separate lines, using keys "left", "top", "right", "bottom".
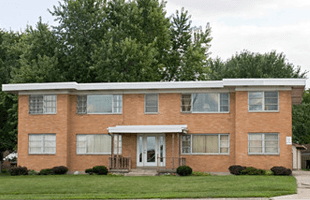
{"left": 144, "top": 93, "right": 159, "bottom": 114}
{"left": 248, "top": 91, "right": 279, "bottom": 112}
{"left": 2, "top": 79, "right": 306, "bottom": 93}
{"left": 108, "top": 125, "right": 187, "bottom": 133}
{"left": 181, "top": 134, "right": 230, "bottom": 155}
{"left": 248, "top": 133, "right": 280, "bottom": 155}
{"left": 236, "top": 86, "right": 292, "bottom": 91}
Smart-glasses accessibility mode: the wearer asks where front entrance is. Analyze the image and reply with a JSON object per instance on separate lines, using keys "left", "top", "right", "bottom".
{"left": 137, "top": 134, "right": 165, "bottom": 167}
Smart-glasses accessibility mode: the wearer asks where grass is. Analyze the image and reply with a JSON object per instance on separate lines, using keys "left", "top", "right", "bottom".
{"left": 0, "top": 175, "right": 296, "bottom": 199}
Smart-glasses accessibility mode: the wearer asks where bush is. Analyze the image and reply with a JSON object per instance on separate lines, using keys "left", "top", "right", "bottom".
{"left": 192, "top": 171, "right": 211, "bottom": 176}
{"left": 10, "top": 166, "right": 28, "bottom": 176}
{"left": 85, "top": 168, "right": 93, "bottom": 174}
{"left": 40, "top": 168, "right": 53, "bottom": 175}
{"left": 228, "top": 165, "right": 246, "bottom": 175}
{"left": 271, "top": 166, "right": 292, "bottom": 176}
{"left": 52, "top": 166, "right": 68, "bottom": 175}
{"left": 1, "top": 169, "right": 8, "bottom": 174}
{"left": 176, "top": 165, "right": 192, "bottom": 176}
{"left": 28, "top": 170, "right": 38, "bottom": 175}
{"left": 241, "top": 167, "right": 265, "bottom": 175}
{"left": 265, "top": 170, "right": 274, "bottom": 175}
{"left": 92, "top": 166, "right": 108, "bottom": 175}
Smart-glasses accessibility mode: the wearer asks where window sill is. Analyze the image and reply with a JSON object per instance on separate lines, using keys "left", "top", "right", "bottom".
{"left": 76, "top": 113, "right": 122, "bottom": 115}
{"left": 248, "top": 153, "right": 280, "bottom": 156}
{"left": 144, "top": 112, "right": 159, "bottom": 115}
{"left": 29, "top": 153, "right": 56, "bottom": 155}
{"left": 29, "top": 113, "right": 57, "bottom": 115}
{"left": 248, "top": 110, "right": 279, "bottom": 113}
{"left": 181, "top": 153, "right": 230, "bottom": 156}
{"left": 181, "top": 112, "right": 230, "bottom": 114}
{"left": 76, "top": 153, "right": 117, "bottom": 155}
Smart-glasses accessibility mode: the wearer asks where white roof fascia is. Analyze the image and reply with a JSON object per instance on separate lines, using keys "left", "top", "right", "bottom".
{"left": 223, "top": 78, "right": 306, "bottom": 87}
{"left": 107, "top": 125, "right": 188, "bottom": 133}
{"left": 2, "top": 82, "right": 78, "bottom": 92}
{"left": 78, "top": 81, "right": 223, "bottom": 90}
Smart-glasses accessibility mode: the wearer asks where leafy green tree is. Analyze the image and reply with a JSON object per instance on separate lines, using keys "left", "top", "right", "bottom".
{"left": 209, "top": 50, "right": 307, "bottom": 80}
{"left": 165, "top": 8, "right": 212, "bottom": 81}
{"left": 0, "top": 30, "right": 21, "bottom": 161}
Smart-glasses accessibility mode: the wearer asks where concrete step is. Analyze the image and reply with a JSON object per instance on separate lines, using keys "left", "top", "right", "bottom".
{"left": 125, "top": 168, "right": 158, "bottom": 176}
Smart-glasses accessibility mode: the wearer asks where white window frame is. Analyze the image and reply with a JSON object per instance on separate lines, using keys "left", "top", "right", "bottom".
{"left": 77, "top": 95, "right": 123, "bottom": 115}
{"left": 145, "top": 94, "right": 159, "bottom": 114}
{"left": 28, "top": 134, "right": 56, "bottom": 154}
{"left": 76, "top": 134, "right": 122, "bottom": 155}
{"left": 248, "top": 133, "right": 279, "bottom": 155}
{"left": 248, "top": 91, "right": 279, "bottom": 112}
{"left": 29, "top": 95, "right": 57, "bottom": 114}
{"left": 181, "top": 93, "right": 230, "bottom": 113}
{"left": 181, "top": 134, "right": 230, "bottom": 155}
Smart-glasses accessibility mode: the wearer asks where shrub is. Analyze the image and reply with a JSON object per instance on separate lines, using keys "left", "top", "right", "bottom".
{"left": 52, "top": 166, "right": 68, "bottom": 175}
{"left": 271, "top": 166, "right": 292, "bottom": 176}
{"left": 1, "top": 169, "right": 8, "bottom": 174}
{"left": 228, "top": 165, "right": 246, "bottom": 175}
{"left": 176, "top": 165, "right": 192, "bottom": 176}
{"left": 92, "top": 166, "right": 108, "bottom": 175}
{"left": 265, "top": 170, "right": 274, "bottom": 175}
{"left": 241, "top": 167, "right": 265, "bottom": 175}
{"left": 28, "top": 170, "right": 38, "bottom": 175}
{"left": 85, "top": 168, "right": 93, "bottom": 174}
{"left": 40, "top": 168, "right": 53, "bottom": 175}
{"left": 10, "top": 166, "right": 28, "bottom": 176}
{"left": 192, "top": 171, "right": 211, "bottom": 176}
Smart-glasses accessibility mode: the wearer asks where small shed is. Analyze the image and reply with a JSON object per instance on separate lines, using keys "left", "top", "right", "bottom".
{"left": 301, "top": 144, "right": 310, "bottom": 169}
{"left": 293, "top": 143, "right": 306, "bottom": 170}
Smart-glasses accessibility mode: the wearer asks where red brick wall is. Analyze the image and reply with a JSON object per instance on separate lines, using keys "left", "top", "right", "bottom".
{"left": 17, "top": 91, "right": 292, "bottom": 172}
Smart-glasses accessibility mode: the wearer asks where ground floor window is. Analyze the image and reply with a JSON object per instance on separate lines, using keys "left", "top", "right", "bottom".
{"left": 76, "top": 134, "right": 122, "bottom": 154}
{"left": 182, "top": 134, "right": 229, "bottom": 154}
{"left": 29, "top": 134, "right": 56, "bottom": 154}
{"left": 248, "top": 133, "right": 279, "bottom": 154}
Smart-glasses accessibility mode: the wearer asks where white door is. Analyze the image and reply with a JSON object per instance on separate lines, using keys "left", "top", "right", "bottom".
{"left": 137, "top": 134, "right": 165, "bottom": 167}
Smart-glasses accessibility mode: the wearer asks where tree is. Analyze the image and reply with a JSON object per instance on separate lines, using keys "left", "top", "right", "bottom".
{"left": 0, "top": 30, "right": 21, "bottom": 161}
{"left": 165, "top": 8, "right": 212, "bottom": 81}
{"left": 209, "top": 50, "right": 307, "bottom": 80}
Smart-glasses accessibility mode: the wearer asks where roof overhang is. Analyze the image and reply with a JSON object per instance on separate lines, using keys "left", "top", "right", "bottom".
{"left": 107, "top": 125, "right": 188, "bottom": 134}
{"left": 293, "top": 143, "right": 307, "bottom": 150}
{"left": 2, "top": 79, "right": 306, "bottom": 105}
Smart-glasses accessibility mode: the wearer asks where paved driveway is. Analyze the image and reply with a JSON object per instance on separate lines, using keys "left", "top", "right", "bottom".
{"left": 272, "top": 170, "right": 310, "bottom": 199}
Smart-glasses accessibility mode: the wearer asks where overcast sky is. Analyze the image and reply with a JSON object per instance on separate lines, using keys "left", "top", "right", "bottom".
{"left": 0, "top": 0, "right": 309, "bottom": 87}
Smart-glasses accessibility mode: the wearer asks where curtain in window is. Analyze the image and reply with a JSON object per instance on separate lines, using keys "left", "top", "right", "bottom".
{"left": 29, "top": 135, "right": 42, "bottom": 153}
{"left": 192, "top": 135, "right": 218, "bottom": 153}
{"left": 249, "top": 134, "right": 263, "bottom": 153}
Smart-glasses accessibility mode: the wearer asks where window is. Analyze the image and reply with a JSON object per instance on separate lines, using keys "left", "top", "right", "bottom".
{"left": 29, "top": 95, "right": 57, "bottom": 114}
{"left": 76, "top": 134, "right": 122, "bottom": 154}
{"left": 248, "top": 91, "right": 278, "bottom": 111}
{"left": 145, "top": 94, "right": 158, "bottom": 113}
{"left": 248, "top": 133, "right": 279, "bottom": 154}
{"left": 29, "top": 134, "right": 56, "bottom": 154}
{"left": 181, "top": 93, "right": 229, "bottom": 113}
{"left": 182, "top": 134, "right": 229, "bottom": 154}
{"left": 76, "top": 95, "right": 122, "bottom": 114}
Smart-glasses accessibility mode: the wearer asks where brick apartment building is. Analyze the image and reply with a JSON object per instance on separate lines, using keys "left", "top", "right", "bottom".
{"left": 2, "top": 78, "right": 306, "bottom": 173}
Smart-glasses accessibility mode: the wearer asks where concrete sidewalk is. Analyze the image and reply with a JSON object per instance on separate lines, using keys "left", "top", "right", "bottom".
{"left": 272, "top": 170, "right": 310, "bottom": 199}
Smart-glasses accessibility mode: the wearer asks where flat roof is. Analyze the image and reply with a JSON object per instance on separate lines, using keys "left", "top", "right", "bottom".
{"left": 2, "top": 78, "right": 306, "bottom": 92}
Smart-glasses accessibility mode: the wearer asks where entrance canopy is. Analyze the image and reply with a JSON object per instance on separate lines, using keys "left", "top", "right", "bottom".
{"left": 107, "top": 125, "right": 187, "bottom": 133}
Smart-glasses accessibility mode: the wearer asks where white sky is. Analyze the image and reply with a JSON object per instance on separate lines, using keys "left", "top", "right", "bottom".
{"left": 0, "top": 0, "right": 309, "bottom": 87}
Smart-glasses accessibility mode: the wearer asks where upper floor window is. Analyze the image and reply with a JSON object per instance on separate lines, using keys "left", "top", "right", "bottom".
{"left": 248, "top": 91, "right": 278, "bottom": 111}
{"left": 181, "top": 93, "right": 229, "bottom": 113}
{"left": 77, "top": 95, "right": 122, "bottom": 114}
{"left": 182, "top": 134, "right": 229, "bottom": 154}
{"left": 145, "top": 94, "right": 158, "bottom": 114}
{"left": 29, "top": 95, "right": 57, "bottom": 114}
{"left": 248, "top": 133, "right": 279, "bottom": 154}
{"left": 29, "top": 134, "right": 56, "bottom": 154}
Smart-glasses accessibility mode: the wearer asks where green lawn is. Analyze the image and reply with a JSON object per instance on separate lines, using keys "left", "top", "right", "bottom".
{"left": 0, "top": 175, "right": 296, "bottom": 199}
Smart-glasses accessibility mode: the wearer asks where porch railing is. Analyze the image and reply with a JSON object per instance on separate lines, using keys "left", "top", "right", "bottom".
{"left": 157, "top": 155, "right": 186, "bottom": 172}
{"left": 109, "top": 156, "right": 131, "bottom": 171}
